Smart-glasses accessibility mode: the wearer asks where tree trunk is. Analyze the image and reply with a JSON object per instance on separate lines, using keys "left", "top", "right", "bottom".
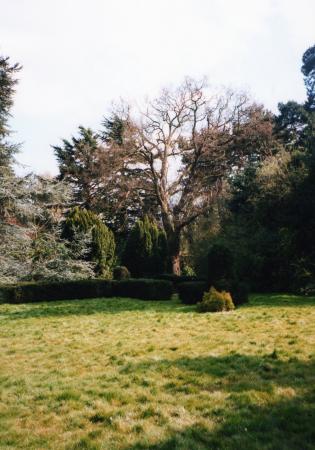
{"left": 168, "top": 230, "right": 181, "bottom": 276}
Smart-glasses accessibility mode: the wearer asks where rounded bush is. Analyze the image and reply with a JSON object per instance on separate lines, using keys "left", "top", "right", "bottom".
{"left": 113, "top": 266, "right": 130, "bottom": 280}
{"left": 197, "top": 286, "right": 235, "bottom": 313}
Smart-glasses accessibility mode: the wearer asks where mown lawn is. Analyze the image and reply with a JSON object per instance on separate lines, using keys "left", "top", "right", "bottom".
{"left": 0, "top": 294, "right": 314, "bottom": 450}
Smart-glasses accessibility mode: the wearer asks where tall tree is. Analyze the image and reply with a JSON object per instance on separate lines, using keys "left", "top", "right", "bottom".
{"left": 115, "top": 80, "right": 277, "bottom": 274}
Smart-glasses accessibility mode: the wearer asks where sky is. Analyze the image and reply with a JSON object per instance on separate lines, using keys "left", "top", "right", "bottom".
{"left": 1, "top": 0, "right": 314, "bottom": 175}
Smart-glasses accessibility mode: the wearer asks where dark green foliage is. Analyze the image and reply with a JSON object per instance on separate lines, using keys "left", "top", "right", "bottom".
{"left": 101, "top": 113, "right": 125, "bottom": 145}
{"left": 53, "top": 126, "right": 101, "bottom": 207}
{"left": 177, "top": 281, "right": 207, "bottom": 305}
{"left": 219, "top": 148, "right": 315, "bottom": 292}
{"left": 0, "top": 279, "right": 113, "bottom": 303}
{"left": 207, "top": 243, "right": 235, "bottom": 286}
{"left": 112, "top": 279, "right": 172, "bottom": 301}
{"left": 214, "top": 279, "right": 249, "bottom": 306}
{"left": 122, "top": 216, "right": 168, "bottom": 277}
{"left": 0, "top": 278, "right": 172, "bottom": 303}
{"left": 113, "top": 266, "right": 130, "bottom": 280}
{"left": 63, "top": 207, "right": 115, "bottom": 276}
{"left": 275, "top": 101, "right": 314, "bottom": 150}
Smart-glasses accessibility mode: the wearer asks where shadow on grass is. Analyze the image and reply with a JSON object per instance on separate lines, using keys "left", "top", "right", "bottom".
{"left": 247, "top": 293, "right": 315, "bottom": 308}
{"left": 123, "top": 354, "right": 315, "bottom": 450}
{"left": 125, "top": 393, "right": 315, "bottom": 450}
{"left": 123, "top": 353, "right": 315, "bottom": 394}
{"left": 0, "top": 297, "right": 195, "bottom": 321}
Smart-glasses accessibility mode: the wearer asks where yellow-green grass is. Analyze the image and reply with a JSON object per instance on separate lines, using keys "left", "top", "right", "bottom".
{"left": 0, "top": 294, "right": 314, "bottom": 450}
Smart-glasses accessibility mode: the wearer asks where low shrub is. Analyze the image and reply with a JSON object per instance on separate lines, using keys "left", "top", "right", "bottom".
{"left": 113, "top": 266, "right": 130, "bottom": 281}
{"left": 197, "top": 286, "right": 235, "bottom": 313}
{"left": 112, "top": 278, "right": 172, "bottom": 301}
{"left": 177, "top": 281, "right": 208, "bottom": 305}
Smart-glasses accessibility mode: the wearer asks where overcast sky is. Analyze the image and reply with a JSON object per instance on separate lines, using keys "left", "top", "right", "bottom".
{"left": 1, "top": 0, "right": 314, "bottom": 175}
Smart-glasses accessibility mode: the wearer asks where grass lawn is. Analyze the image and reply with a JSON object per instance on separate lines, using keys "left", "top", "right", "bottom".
{"left": 0, "top": 294, "right": 315, "bottom": 450}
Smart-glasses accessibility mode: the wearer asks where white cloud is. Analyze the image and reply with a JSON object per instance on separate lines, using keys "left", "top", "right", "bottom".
{"left": 0, "top": 0, "right": 314, "bottom": 174}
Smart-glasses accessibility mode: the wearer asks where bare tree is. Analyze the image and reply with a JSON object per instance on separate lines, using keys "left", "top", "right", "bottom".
{"left": 115, "top": 79, "right": 275, "bottom": 274}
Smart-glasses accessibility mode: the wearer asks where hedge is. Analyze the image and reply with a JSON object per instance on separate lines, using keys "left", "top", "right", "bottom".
{"left": 112, "top": 278, "right": 172, "bottom": 301}
{"left": 0, "top": 278, "right": 173, "bottom": 304}
{"left": 149, "top": 274, "right": 207, "bottom": 288}
{"left": 177, "top": 281, "right": 208, "bottom": 305}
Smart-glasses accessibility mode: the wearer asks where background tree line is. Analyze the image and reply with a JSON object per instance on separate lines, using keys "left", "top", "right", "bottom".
{"left": 1, "top": 44, "right": 315, "bottom": 291}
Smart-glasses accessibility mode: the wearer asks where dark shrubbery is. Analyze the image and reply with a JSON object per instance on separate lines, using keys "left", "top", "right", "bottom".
{"left": 177, "top": 281, "right": 208, "bottom": 305}
{"left": 0, "top": 278, "right": 173, "bottom": 303}
{"left": 113, "top": 266, "right": 130, "bottom": 280}
{"left": 214, "top": 279, "right": 249, "bottom": 306}
{"left": 154, "top": 274, "right": 206, "bottom": 286}
{"left": 207, "top": 243, "right": 250, "bottom": 306}
{"left": 0, "top": 279, "right": 112, "bottom": 304}
{"left": 112, "top": 278, "right": 172, "bottom": 301}
{"left": 208, "top": 243, "right": 235, "bottom": 286}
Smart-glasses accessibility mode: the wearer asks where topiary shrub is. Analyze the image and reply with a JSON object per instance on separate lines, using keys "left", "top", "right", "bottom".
{"left": 177, "top": 281, "right": 208, "bottom": 305}
{"left": 197, "top": 286, "right": 235, "bottom": 313}
{"left": 113, "top": 266, "right": 130, "bottom": 281}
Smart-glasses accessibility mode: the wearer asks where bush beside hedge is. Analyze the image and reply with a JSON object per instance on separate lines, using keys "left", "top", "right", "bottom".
{"left": 177, "top": 281, "right": 208, "bottom": 305}
{"left": 0, "top": 278, "right": 173, "bottom": 304}
{"left": 177, "top": 279, "right": 249, "bottom": 306}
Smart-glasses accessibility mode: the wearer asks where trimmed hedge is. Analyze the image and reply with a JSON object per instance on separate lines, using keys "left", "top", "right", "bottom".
{"left": 112, "top": 279, "right": 172, "bottom": 301}
{"left": 177, "top": 281, "right": 208, "bottom": 305}
{"left": 0, "top": 279, "right": 112, "bottom": 304}
{"left": 0, "top": 278, "right": 173, "bottom": 304}
{"left": 150, "top": 274, "right": 207, "bottom": 289}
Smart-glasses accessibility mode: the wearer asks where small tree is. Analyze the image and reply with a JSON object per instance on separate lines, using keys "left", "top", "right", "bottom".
{"left": 64, "top": 207, "right": 116, "bottom": 277}
{"left": 122, "top": 215, "right": 168, "bottom": 276}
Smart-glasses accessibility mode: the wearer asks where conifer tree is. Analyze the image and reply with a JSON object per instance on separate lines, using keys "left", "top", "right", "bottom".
{"left": 64, "top": 207, "right": 116, "bottom": 276}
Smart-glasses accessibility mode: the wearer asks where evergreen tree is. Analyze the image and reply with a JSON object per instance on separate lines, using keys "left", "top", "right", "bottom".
{"left": 53, "top": 126, "right": 102, "bottom": 208}
{"left": 64, "top": 207, "right": 116, "bottom": 277}
{"left": 122, "top": 216, "right": 168, "bottom": 276}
